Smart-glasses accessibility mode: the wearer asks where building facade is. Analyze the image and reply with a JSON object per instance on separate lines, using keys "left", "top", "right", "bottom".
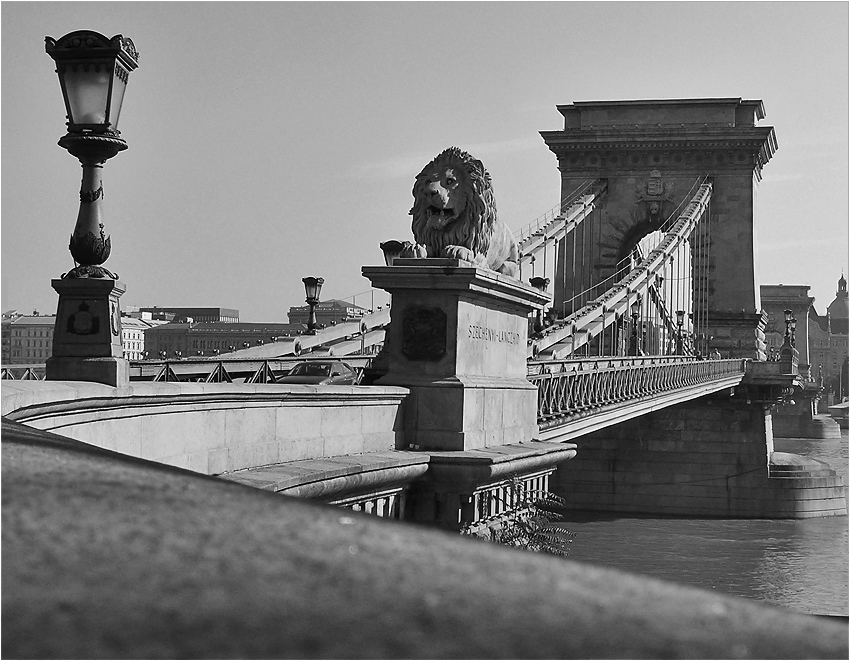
{"left": 120, "top": 316, "right": 165, "bottom": 360}
{"left": 760, "top": 284, "right": 814, "bottom": 377}
{"left": 761, "top": 275, "right": 849, "bottom": 403}
{"left": 136, "top": 307, "right": 239, "bottom": 323}
{"left": 288, "top": 300, "right": 369, "bottom": 327}
{"left": 1, "top": 310, "right": 169, "bottom": 366}
{"left": 144, "top": 322, "right": 306, "bottom": 358}
{"left": 2, "top": 313, "right": 57, "bottom": 364}
{"left": 811, "top": 274, "right": 849, "bottom": 400}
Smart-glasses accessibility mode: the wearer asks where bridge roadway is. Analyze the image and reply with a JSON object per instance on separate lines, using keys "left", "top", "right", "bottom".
{"left": 124, "top": 354, "right": 751, "bottom": 442}
{"left": 2, "top": 355, "right": 767, "bottom": 518}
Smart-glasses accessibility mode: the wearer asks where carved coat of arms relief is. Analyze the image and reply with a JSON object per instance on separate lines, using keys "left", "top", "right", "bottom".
{"left": 633, "top": 169, "right": 677, "bottom": 227}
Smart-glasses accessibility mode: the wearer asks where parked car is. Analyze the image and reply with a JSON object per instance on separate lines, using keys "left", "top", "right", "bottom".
{"left": 277, "top": 360, "right": 359, "bottom": 385}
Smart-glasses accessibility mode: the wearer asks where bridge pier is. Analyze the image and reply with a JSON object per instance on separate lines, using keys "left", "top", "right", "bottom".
{"left": 552, "top": 393, "right": 847, "bottom": 517}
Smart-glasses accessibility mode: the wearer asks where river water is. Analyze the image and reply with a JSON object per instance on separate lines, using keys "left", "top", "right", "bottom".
{"left": 559, "top": 426, "right": 849, "bottom": 616}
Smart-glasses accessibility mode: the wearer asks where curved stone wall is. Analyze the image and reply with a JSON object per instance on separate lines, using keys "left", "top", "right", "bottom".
{"left": 2, "top": 381, "right": 408, "bottom": 474}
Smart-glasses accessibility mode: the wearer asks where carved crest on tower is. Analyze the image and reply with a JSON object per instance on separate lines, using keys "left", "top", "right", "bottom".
{"left": 634, "top": 170, "right": 677, "bottom": 227}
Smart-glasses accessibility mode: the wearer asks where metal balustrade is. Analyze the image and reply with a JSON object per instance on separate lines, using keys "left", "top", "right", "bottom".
{"left": 1, "top": 366, "right": 45, "bottom": 380}
{"left": 129, "top": 355, "right": 374, "bottom": 383}
{"left": 528, "top": 357, "right": 748, "bottom": 428}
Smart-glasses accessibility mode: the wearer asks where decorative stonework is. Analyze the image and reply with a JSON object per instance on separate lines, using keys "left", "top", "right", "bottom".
{"left": 402, "top": 306, "right": 447, "bottom": 361}
{"left": 634, "top": 169, "right": 677, "bottom": 226}
{"left": 80, "top": 183, "right": 104, "bottom": 204}
{"left": 66, "top": 301, "right": 100, "bottom": 335}
{"left": 69, "top": 226, "right": 111, "bottom": 269}
{"left": 47, "top": 277, "right": 128, "bottom": 386}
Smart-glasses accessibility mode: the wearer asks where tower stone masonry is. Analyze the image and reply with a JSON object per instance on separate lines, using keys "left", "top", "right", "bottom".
{"left": 541, "top": 98, "right": 778, "bottom": 359}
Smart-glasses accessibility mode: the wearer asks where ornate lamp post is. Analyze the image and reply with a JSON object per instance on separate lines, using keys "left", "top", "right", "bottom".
{"left": 783, "top": 309, "right": 793, "bottom": 342}
{"left": 44, "top": 31, "right": 139, "bottom": 387}
{"left": 675, "top": 309, "right": 686, "bottom": 355}
{"left": 529, "top": 277, "right": 549, "bottom": 337}
{"left": 628, "top": 299, "right": 642, "bottom": 356}
{"left": 303, "top": 277, "right": 324, "bottom": 334}
{"left": 779, "top": 309, "right": 799, "bottom": 374}
{"left": 46, "top": 31, "right": 139, "bottom": 279}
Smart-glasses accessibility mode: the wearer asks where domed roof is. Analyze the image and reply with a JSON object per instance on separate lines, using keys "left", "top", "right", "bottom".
{"left": 827, "top": 272, "right": 848, "bottom": 333}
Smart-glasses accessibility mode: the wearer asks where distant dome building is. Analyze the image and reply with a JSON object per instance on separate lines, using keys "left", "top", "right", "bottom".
{"left": 826, "top": 272, "right": 848, "bottom": 335}
{"left": 809, "top": 273, "right": 849, "bottom": 402}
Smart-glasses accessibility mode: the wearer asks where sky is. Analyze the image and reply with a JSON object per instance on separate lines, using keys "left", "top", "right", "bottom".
{"left": 2, "top": 1, "right": 848, "bottom": 322}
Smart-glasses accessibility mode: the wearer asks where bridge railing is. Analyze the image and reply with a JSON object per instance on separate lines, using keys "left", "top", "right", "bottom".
{"left": 1, "top": 365, "right": 45, "bottom": 381}
{"left": 528, "top": 357, "right": 748, "bottom": 427}
{"left": 129, "top": 355, "right": 376, "bottom": 383}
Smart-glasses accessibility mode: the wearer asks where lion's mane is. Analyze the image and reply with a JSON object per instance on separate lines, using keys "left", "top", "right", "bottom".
{"left": 410, "top": 146, "right": 497, "bottom": 260}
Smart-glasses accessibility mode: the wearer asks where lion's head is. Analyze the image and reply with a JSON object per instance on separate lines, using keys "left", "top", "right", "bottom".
{"left": 409, "top": 147, "right": 498, "bottom": 260}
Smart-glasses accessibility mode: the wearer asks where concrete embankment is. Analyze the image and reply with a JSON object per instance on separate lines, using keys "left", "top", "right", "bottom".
{"left": 2, "top": 418, "right": 846, "bottom": 659}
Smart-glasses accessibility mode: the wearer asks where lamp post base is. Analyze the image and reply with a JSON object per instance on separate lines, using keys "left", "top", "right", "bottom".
{"left": 46, "top": 356, "right": 129, "bottom": 388}
{"left": 47, "top": 277, "right": 129, "bottom": 387}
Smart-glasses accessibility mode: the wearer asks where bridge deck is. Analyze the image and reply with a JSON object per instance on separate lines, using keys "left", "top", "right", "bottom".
{"left": 531, "top": 357, "right": 748, "bottom": 441}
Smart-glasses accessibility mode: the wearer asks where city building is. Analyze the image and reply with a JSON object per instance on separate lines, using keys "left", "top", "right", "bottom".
{"left": 760, "top": 284, "right": 814, "bottom": 374}
{"left": 120, "top": 315, "right": 167, "bottom": 360}
{"left": 136, "top": 307, "right": 239, "bottom": 323}
{"left": 288, "top": 299, "right": 370, "bottom": 327}
{"left": 761, "top": 274, "right": 849, "bottom": 403}
{"left": 1, "top": 309, "right": 172, "bottom": 365}
{"left": 810, "top": 274, "right": 849, "bottom": 400}
{"left": 2, "top": 313, "right": 56, "bottom": 364}
{"left": 144, "top": 322, "right": 306, "bottom": 358}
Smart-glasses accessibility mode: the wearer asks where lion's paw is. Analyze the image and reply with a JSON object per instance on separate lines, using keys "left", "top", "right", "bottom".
{"left": 399, "top": 242, "right": 427, "bottom": 259}
{"left": 442, "top": 245, "right": 475, "bottom": 262}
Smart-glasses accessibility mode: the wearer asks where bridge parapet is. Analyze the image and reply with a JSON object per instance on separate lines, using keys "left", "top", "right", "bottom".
{"left": 2, "top": 380, "right": 407, "bottom": 474}
{"left": 530, "top": 357, "right": 748, "bottom": 440}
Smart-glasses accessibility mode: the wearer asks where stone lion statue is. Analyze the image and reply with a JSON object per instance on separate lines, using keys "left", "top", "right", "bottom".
{"left": 397, "top": 147, "right": 519, "bottom": 278}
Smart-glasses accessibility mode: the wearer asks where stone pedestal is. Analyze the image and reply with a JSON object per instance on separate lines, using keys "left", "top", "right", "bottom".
{"left": 46, "top": 278, "right": 129, "bottom": 387}
{"left": 362, "top": 259, "right": 549, "bottom": 451}
{"left": 708, "top": 310, "right": 768, "bottom": 360}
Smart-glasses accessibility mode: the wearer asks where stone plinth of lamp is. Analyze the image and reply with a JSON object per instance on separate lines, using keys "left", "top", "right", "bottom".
{"left": 46, "top": 277, "right": 128, "bottom": 387}
{"left": 363, "top": 258, "right": 549, "bottom": 451}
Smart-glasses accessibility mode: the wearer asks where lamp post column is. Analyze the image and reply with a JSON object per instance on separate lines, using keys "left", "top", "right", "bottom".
{"left": 58, "top": 134, "right": 127, "bottom": 279}
{"left": 44, "top": 31, "right": 139, "bottom": 387}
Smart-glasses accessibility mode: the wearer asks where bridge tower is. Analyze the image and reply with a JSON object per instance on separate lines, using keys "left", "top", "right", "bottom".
{"left": 541, "top": 98, "right": 777, "bottom": 359}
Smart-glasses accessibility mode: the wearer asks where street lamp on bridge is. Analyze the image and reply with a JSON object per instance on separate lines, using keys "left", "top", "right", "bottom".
{"left": 530, "top": 277, "right": 550, "bottom": 337}
{"left": 628, "top": 299, "right": 643, "bottom": 356}
{"left": 302, "top": 277, "right": 324, "bottom": 334}
{"left": 45, "top": 30, "right": 139, "bottom": 279}
{"left": 675, "top": 309, "right": 686, "bottom": 355}
{"left": 779, "top": 309, "right": 799, "bottom": 374}
{"left": 783, "top": 309, "right": 794, "bottom": 345}
{"left": 44, "top": 30, "right": 139, "bottom": 387}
